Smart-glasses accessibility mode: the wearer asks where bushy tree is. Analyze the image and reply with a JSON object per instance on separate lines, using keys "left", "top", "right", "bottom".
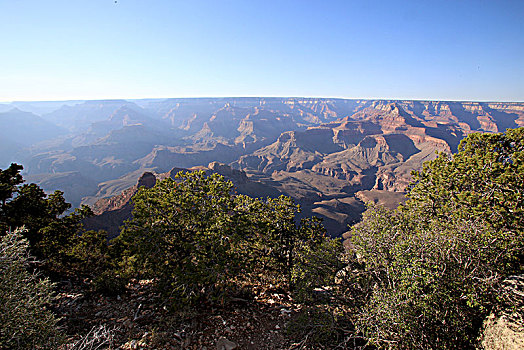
{"left": 0, "top": 163, "right": 24, "bottom": 233}
{"left": 119, "top": 171, "right": 242, "bottom": 303}
{"left": 0, "top": 163, "right": 108, "bottom": 277}
{"left": 0, "top": 229, "right": 63, "bottom": 349}
{"left": 407, "top": 127, "right": 524, "bottom": 234}
{"left": 119, "top": 170, "right": 342, "bottom": 306}
{"left": 345, "top": 128, "right": 524, "bottom": 349}
{"left": 291, "top": 217, "right": 344, "bottom": 302}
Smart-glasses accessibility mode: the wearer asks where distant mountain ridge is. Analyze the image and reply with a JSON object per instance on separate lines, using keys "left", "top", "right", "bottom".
{"left": 2, "top": 97, "right": 523, "bottom": 235}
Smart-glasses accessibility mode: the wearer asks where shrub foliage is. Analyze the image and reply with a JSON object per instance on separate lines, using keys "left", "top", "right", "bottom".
{"left": 0, "top": 163, "right": 104, "bottom": 276}
{"left": 119, "top": 170, "right": 342, "bottom": 305}
{"left": 0, "top": 229, "right": 62, "bottom": 349}
{"left": 345, "top": 128, "right": 524, "bottom": 348}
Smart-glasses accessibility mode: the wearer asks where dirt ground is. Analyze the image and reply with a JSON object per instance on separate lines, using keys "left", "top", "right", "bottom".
{"left": 55, "top": 279, "right": 309, "bottom": 349}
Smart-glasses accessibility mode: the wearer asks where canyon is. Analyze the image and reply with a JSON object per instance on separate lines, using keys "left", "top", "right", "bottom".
{"left": 2, "top": 98, "right": 523, "bottom": 235}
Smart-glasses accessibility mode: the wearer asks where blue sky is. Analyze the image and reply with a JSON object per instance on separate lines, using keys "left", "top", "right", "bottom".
{"left": 1, "top": 0, "right": 523, "bottom": 102}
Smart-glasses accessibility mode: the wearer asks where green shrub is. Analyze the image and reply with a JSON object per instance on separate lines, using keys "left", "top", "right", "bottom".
{"left": 286, "top": 306, "right": 351, "bottom": 348}
{"left": 349, "top": 207, "right": 521, "bottom": 348}
{"left": 291, "top": 217, "right": 344, "bottom": 303}
{"left": 119, "top": 171, "right": 242, "bottom": 305}
{"left": 344, "top": 128, "right": 524, "bottom": 349}
{"left": 118, "top": 170, "right": 341, "bottom": 307}
{"left": 0, "top": 229, "right": 63, "bottom": 349}
{"left": 90, "top": 270, "right": 127, "bottom": 296}
{"left": 0, "top": 163, "right": 100, "bottom": 277}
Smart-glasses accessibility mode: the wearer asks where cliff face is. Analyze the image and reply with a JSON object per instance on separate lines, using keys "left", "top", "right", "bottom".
{"left": 90, "top": 172, "right": 156, "bottom": 215}
{"left": 83, "top": 172, "right": 157, "bottom": 238}
{"left": 235, "top": 102, "right": 474, "bottom": 193}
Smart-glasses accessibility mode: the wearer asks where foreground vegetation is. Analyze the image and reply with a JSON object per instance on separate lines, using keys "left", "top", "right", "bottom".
{"left": 118, "top": 169, "right": 343, "bottom": 306}
{"left": 0, "top": 128, "right": 522, "bottom": 349}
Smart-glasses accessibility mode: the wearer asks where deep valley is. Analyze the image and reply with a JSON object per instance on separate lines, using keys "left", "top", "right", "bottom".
{"left": 2, "top": 97, "right": 523, "bottom": 236}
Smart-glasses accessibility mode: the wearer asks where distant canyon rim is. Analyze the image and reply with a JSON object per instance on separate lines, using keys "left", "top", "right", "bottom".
{"left": 1, "top": 97, "right": 523, "bottom": 236}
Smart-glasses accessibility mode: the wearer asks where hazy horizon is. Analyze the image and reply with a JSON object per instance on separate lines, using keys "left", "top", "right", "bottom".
{"left": 2, "top": 96, "right": 524, "bottom": 105}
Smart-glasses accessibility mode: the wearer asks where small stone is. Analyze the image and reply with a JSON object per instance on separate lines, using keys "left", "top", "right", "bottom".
{"left": 216, "top": 337, "right": 238, "bottom": 350}
{"left": 280, "top": 308, "right": 291, "bottom": 314}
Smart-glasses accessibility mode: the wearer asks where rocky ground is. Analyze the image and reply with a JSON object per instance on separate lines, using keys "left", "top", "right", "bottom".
{"left": 54, "top": 274, "right": 524, "bottom": 349}
{"left": 54, "top": 279, "right": 314, "bottom": 350}
{"left": 481, "top": 275, "right": 524, "bottom": 350}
